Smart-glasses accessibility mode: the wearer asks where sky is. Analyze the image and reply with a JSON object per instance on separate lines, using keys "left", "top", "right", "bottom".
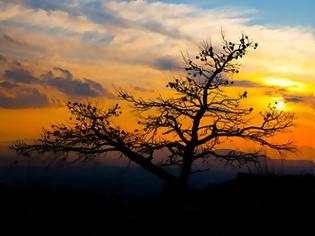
{"left": 0, "top": 0, "right": 314, "bottom": 160}
{"left": 159, "top": 0, "right": 315, "bottom": 27}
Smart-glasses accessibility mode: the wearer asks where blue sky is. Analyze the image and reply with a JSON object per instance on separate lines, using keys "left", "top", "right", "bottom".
{"left": 156, "top": 0, "right": 315, "bottom": 28}
{"left": 4, "top": 0, "right": 314, "bottom": 28}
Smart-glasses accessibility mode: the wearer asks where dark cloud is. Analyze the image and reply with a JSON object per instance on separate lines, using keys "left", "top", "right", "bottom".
{"left": 153, "top": 56, "right": 181, "bottom": 71}
{"left": 265, "top": 88, "right": 315, "bottom": 109}
{"left": 0, "top": 55, "right": 114, "bottom": 108}
{"left": 133, "top": 86, "right": 154, "bottom": 93}
{"left": 52, "top": 67, "right": 73, "bottom": 79}
{"left": 0, "top": 81, "right": 14, "bottom": 89}
{"left": 0, "top": 53, "right": 21, "bottom": 68}
{"left": 284, "top": 94, "right": 315, "bottom": 108}
{"left": 0, "top": 88, "right": 50, "bottom": 108}
{"left": 0, "top": 55, "right": 112, "bottom": 98}
{"left": 284, "top": 96, "right": 305, "bottom": 103}
{"left": 3, "top": 68, "right": 40, "bottom": 84}
{"left": 42, "top": 67, "right": 114, "bottom": 98}
{"left": 284, "top": 95, "right": 315, "bottom": 109}
{"left": 229, "top": 80, "right": 265, "bottom": 88}
{"left": 82, "top": 32, "right": 115, "bottom": 46}
{"left": 141, "top": 20, "right": 181, "bottom": 38}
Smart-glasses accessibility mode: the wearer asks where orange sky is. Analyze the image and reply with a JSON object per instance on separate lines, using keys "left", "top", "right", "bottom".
{"left": 0, "top": 1, "right": 314, "bottom": 160}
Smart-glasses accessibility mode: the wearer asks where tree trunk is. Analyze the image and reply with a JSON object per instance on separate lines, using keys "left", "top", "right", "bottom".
{"left": 162, "top": 154, "right": 193, "bottom": 195}
{"left": 179, "top": 157, "right": 193, "bottom": 189}
{"left": 171, "top": 147, "right": 194, "bottom": 193}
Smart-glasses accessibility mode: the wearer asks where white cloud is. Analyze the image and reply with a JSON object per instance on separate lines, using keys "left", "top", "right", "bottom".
{"left": 0, "top": 3, "right": 22, "bottom": 21}
{"left": 0, "top": 0, "right": 314, "bottom": 87}
{"left": 0, "top": 2, "right": 107, "bottom": 34}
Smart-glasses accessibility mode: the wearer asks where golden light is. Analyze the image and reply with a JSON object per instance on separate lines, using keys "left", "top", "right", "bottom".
{"left": 263, "top": 77, "right": 305, "bottom": 92}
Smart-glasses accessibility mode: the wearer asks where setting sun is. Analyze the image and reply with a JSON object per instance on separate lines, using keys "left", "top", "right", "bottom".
{"left": 272, "top": 97, "right": 286, "bottom": 111}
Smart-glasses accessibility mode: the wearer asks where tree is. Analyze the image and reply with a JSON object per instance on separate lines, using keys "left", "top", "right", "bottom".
{"left": 11, "top": 34, "right": 294, "bottom": 191}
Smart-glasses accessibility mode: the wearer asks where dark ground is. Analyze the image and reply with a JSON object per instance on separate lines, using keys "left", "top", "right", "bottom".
{"left": 1, "top": 173, "right": 314, "bottom": 235}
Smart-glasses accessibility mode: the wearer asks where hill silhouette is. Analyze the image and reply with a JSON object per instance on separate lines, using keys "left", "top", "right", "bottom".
{"left": 1, "top": 144, "right": 314, "bottom": 235}
{"left": 0, "top": 173, "right": 314, "bottom": 235}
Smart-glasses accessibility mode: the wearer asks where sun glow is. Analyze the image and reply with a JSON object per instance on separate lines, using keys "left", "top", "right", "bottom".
{"left": 264, "top": 78, "right": 305, "bottom": 92}
{"left": 272, "top": 97, "right": 286, "bottom": 111}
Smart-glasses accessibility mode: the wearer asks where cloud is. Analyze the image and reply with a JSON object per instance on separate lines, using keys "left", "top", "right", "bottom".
{"left": 0, "top": 0, "right": 313, "bottom": 150}
{"left": 42, "top": 67, "right": 113, "bottom": 98}
{"left": 0, "top": 33, "right": 45, "bottom": 59}
{"left": 0, "top": 2, "right": 108, "bottom": 34}
{"left": 0, "top": 0, "right": 314, "bottom": 109}
{"left": 284, "top": 94, "right": 315, "bottom": 108}
{"left": 0, "top": 34, "right": 23, "bottom": 47}
{"left": 2, "top": 0, "right": 71, "bottom": 12}
{"left": 0, "top": 81, "right": 14, "bottom": 89}
{"left": 1, "top": 0, "right": 314, "bottom": 83}
{"left": 0, "top": 1, "right": 254, "bottom": 65}
{"left": 133, "top": 86, "right": 154, "bottom": 93}
{"left": 0, "top": 55, "right": 114, "bottom": 108}
{"left": 284, "top": 96, "right": 305, "bottom": 103}
{"left": 152, "top": 56, "right": 181, "bottom": 71}
{"left": 0, "top": 87, "right": 50, "bottom": 108}
{"left": 229, "top": 80, "right": 265, "bottom": 88}
{"left": 3, "top": 67, "right": 40, "bottom": 84}
{"left": 0, "top": 55, "right": 112, "bottom": 99}
{"left": 0, "top": 2, "right": 22, "bottom": 21}
{"left": 264, "top": 87, "right": 315, "bottom": 109}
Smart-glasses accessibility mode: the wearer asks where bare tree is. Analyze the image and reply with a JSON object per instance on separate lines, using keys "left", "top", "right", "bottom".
{"left": 11, "top": 34, "right": 294, "bottom": 191}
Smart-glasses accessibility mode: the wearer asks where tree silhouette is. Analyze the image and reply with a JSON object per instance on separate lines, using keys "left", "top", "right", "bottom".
{"left": 12, "top": 34, "right": 294, "bottom": 191}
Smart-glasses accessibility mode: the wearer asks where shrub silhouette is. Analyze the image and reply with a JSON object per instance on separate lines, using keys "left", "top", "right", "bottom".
{"left": 11, "top": 34, "right": 294, "bottom": 191}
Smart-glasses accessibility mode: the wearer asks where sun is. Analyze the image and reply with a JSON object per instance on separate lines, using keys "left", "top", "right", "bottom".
{"left": 272, "top": 97, "right": 286, "bottom": 110}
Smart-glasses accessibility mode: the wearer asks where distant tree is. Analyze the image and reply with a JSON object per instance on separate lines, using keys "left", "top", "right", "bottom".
{"left": 11, "top": 34, "right": 294, "bottom": 191}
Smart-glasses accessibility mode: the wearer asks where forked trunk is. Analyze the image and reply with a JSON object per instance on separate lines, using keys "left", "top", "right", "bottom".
{"left": 164, "top": 150, "right": 194, "bottom": 194}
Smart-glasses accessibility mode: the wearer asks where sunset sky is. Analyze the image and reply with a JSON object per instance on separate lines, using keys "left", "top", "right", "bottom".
{"left": 0, "top": 0, "right": 314, "bottom": 160}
